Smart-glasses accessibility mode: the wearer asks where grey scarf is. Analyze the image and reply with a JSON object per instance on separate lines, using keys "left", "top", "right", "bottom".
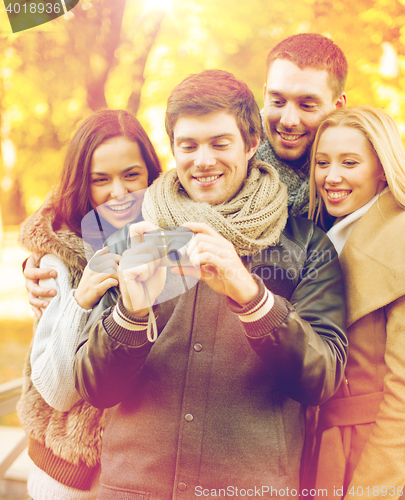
{"left": 255, "top": 112, "right": 310, "bottom": 217}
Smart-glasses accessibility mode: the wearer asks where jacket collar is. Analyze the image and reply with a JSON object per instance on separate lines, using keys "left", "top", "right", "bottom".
{"left": 340, "top": 191, "right": 405, "bottom": 326}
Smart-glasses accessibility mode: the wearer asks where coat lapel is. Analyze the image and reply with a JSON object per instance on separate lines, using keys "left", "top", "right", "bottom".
{"left": 339, "top": 192, "right": 405, "bottom": 327}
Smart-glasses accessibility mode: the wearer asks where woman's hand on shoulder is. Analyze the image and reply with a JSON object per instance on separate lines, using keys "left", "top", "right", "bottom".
{"left": 74, "top": 246, "right": 120, "bottom": 310}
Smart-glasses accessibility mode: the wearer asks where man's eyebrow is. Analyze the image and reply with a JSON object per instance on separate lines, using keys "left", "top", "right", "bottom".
{"left": 299, "top": 94, "right": 323, "bottom": 101}
{"left": 267, "top": 89, "right": 322, "bottom": 100}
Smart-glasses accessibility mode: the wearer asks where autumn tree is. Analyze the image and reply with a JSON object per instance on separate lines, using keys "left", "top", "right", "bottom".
{"left": 1, "top": 0, "right": 405, "bottom": 225}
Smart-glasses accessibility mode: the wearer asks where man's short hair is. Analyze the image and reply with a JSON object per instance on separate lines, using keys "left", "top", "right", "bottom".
{"left": 165, "top": 69, "right": 263, "bottom": 153}
{"left": 266, "top": 33, "right": 348, "bottom": 99}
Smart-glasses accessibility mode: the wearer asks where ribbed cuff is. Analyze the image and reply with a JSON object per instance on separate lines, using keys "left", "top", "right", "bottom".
{"left": 28, "top": 438, "right": 99, "bottom": 491}
{"left": 227, "top": 275, "right": 289, "bottom": 338}
{"left": 103, "top": 297, "right": 159, "bottom": 346}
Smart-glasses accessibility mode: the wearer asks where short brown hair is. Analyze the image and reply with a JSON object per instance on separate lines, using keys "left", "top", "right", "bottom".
{"left": 266, "top": 33, "right": 348, "bottom": 99}
{"left": 165, "top": 69, "right": 263, "bottom": 154}
{"left": 54, "top": 109, "right": 161, "bottom": 238}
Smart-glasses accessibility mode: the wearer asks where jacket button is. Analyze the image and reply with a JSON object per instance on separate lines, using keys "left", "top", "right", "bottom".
{"left": 178, "top": 482, "right": 187, "bottom": 491}
{"left": 193, "top": 343, "right": 203, "bottom": 352}
{"left": 185, "top": 413, "right": 194, "bottom": 422}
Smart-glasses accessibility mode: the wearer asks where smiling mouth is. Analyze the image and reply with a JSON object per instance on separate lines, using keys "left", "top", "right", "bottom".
{"left": 279, "top": 132, "right": 304, "bottom": 141}
{"left": 194, "top": 174, "right": 222, "bottom": 183}
{"left": 107, "top": 201, "right": 135, "bottom": 212}
{"left": 327, "top": 190, "right": 351, "bottom": 199}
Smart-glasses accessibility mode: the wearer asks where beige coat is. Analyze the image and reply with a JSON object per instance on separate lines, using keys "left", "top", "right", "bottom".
{"left": 314, "top": 192, "right": 405, "bottom": 500}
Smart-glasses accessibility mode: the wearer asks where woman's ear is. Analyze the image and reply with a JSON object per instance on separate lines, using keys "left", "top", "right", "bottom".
{"left": 379, "top": 163, "right": 387, "bottom": 183}
{"left": 377, "top": 166, "right": 387, "bottom": 193}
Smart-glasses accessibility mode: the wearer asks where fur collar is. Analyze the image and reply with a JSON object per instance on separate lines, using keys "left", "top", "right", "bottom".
{"left": 19, "top": 193, "right": 92, "bottom": 282}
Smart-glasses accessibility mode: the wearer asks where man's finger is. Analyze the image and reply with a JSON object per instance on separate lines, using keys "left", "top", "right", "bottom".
{"left": 28, "top": 293, "right": 51, "bottom": 310}
{"left": 31, "top": 306, "right": 43, "bottom": 318}
{"left": 120, "top": 252, "right": 157, "bottom": 272}
{"left": 24, "top": 267, "right": 57, "bottom": 280}
{"left": 170, "top": 265, "right": 202, "bottom": 280}
{"left": 26, "top": 282, "right": 57, "bottom": 297}
{"left": 129, "top": 221, "right": 158, "bottom": 248}
{"left": 123, "top": 241, "right": 161, "bottom": 263}
{"left": 30, "top": 251, "right": 44, "bottom": 266}
{"left": 181, "top": 221, "right": 217, "bottom": 237}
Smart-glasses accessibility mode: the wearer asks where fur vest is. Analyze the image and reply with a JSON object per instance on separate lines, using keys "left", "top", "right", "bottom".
{"left": 17, "top": 194, "right": 105, "bottom": 490}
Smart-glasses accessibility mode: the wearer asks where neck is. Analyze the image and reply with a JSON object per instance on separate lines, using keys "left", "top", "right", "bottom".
{"left": 282, "top": 155, "right": 309, "bottom": 173}
{"left": 260, "top": 112, "right": 309, "bottom": 174}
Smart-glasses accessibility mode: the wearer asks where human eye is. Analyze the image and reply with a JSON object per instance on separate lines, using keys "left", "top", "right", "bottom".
{"left": 269, "top": 97, "right": 285, "bottom": 107}
{"left": 343, "top": 160, "right": 359, "bottom": 167}
{"left": 301, "top": 102, "right": 317, "bottom": 111}
{"left": 92, "top": 177, "right": 108, "bottom": 184}
{"left": 178, "top": 142, "right": 196, "bottom": 152}
{"left": 125, "top": 172, "right": 140, "bottom": 179}
{"left": 315, "top": 159, "right": 329, "bottom": 168}
{"left": 213, "top": 141, "right": 230, "bottom": 149}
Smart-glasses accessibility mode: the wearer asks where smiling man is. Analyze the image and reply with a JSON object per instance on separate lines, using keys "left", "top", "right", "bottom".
{"left": 74, "top": 69, "right": 347, "bottom": 500}
{"left": 257, "top": 33, "right": 348, "bottom": 216}
{"left": 173, "top": 111, "right": 257, "bottom": 205}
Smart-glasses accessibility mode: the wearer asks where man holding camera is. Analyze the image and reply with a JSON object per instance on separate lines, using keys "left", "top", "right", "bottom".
{"left": 74, "top": 69, "right": 347, "bottom": 500}
{"left": 23, "top": 34, "right": 348, "bottom": 313}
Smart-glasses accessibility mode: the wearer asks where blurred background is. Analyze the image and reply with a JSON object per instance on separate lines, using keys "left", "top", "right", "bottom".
{"left": 1, "top": 0, "right": 405, "bottom": 419}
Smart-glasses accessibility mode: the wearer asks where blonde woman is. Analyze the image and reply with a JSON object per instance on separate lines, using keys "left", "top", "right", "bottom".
{"left": 308, "top": 106, "right": 405, "bottom": 499}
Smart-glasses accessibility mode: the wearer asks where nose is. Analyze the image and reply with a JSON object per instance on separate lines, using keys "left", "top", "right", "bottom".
{"left": 325, "top": 164, "right": 343, "bottom": 185}
{"left": 280, "top": 102, "right": 300, "bottom": 129}
{"left": 110, "top": 179, "right": 128, "bottom": 199}
{"left": 194, "top": 145, "right": 216, "bottom": 169}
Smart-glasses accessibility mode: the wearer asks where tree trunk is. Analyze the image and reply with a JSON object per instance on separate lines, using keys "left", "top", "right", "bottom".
{"left": 127, "top": 10, "right": 165, "bottom": 115}
{"left": 85, "top": 0, "right": 127, "bottom": 111}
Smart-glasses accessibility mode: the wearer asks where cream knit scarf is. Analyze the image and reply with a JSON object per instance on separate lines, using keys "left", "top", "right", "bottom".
{"left": 142, "top": 160, "right": 288, "bottom": 256}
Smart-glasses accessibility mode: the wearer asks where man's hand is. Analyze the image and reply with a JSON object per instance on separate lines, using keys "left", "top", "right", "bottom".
{"left": 24, "top": 251, "right": 57, "bottom": 317}
{"left": 172, "top": 222, "right": 259, "bottom": 305}
{"left": 74, "top": 247, "right": 121, "bottom": 311}
{"left": 119, "top": 221, "right": 167, "bottom": 317}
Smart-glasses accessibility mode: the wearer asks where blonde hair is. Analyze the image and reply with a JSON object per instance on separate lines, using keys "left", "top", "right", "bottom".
{"left": 309, "top": 106, "right": 405, "bottom": 228}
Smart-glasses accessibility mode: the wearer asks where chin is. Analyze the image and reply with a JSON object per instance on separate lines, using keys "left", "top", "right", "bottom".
{"left": 102, "top": 208, "right": 142, "bottom": 229}
{"left": 109, "top": 218, "right": 130, "bottom": 229}
{"left": 324, "top": 205, "right": 349, "bottom": 219}
{"left": 277, "top": 148, "right": 306, "bottom": 163}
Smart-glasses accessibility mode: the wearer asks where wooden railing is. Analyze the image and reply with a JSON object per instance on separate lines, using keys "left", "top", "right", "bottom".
{"left": 0, "top": 378, "right": 28, "bottom": 479}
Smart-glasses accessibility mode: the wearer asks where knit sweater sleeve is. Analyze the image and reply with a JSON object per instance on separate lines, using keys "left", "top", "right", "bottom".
{"left": 30, "top": 254, "right": 91, "bottom": 412}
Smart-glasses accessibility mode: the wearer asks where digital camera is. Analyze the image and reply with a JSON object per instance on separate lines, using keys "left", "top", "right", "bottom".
{"left": 143, "top": 226, "right": 194, "bottom": 267}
